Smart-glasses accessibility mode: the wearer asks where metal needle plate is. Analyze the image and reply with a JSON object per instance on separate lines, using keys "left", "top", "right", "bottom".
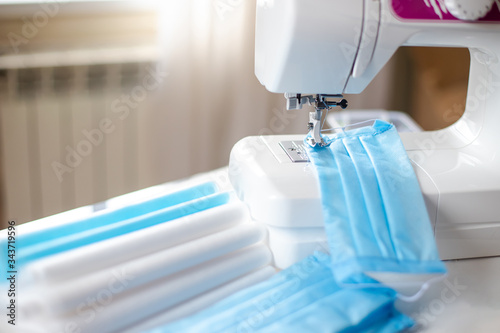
{"left": 279, "top": 141, "right": 310, "bottom": 163}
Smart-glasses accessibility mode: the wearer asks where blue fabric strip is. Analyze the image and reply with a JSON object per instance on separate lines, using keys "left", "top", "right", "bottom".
{"left": 15, "top": 190, "right": 229, "bottom": 267}
{"left": 18, "top": 182, "right": 217, "bottom": 248}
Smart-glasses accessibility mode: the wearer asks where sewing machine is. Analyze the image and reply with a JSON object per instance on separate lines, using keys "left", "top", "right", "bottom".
{"left": 229, "top": 0, "right": 500, "bottom": 268}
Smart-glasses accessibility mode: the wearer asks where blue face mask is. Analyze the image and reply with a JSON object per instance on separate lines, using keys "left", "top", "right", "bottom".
{"left": 305, "top": 120, "right": 446, "bottom": 292}
{"left": 148, "top": 252, "right": 414, "bottom": 333}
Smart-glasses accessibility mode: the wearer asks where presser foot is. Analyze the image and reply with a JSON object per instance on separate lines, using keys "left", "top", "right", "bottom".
{"left": 306, "top": 136, "right": 328, "bottom": 148}
{"left": 307, "top": 109, "right": 327, "bottom": 147}
{"left": 285, "top": 93, "right": 348, "bottom": 147}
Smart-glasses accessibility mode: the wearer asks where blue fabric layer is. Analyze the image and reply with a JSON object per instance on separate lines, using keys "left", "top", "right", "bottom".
{"left": 148, "top": 252, "right": 414, "bottom": 333}
{"left": 10, "top": 185, "right": 227, "bottom": 268}
{"left": 306, "top": 120, "right": 446, "bottom": 283}
{"left": 19, "top": 182, "right": 217, "bottom": 247}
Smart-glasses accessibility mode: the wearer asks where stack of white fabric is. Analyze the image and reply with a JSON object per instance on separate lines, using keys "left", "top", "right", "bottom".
{"left": 2, "top": 179, "right": 274, "bottom": 333}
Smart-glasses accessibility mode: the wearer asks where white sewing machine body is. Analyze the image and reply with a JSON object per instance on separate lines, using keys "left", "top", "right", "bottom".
{"left": 230, "top": 0, "right": 500, "bottom": 268}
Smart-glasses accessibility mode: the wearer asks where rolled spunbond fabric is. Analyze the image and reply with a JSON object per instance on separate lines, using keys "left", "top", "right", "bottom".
{"left": 121, "top": 266, "right": 277, "bottom": 333}
{"left": 22, "top": 223, "right": 267, "bottom": 316}
{"left": 13, "top": 267, "right": 277, "bottom": 333}
{"left": 21, "top": 201, "right": 250, "bottom": 284}
{"left": 1, "top": 182, "right": 218, "bottom": 273}
{"left": 17, "top": 191, "right": 231, "bottom": 266}
{"left": 24, "top": 244, "right": 273, "bottom": 333}
{"left": 19, "top": 181, "right": 218, "bottom": 247}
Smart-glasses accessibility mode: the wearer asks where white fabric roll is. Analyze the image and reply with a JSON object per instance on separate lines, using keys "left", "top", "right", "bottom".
{"left": 34, "top": 244, "right": 272, "bottom": 333}
{"left": 122, "top": 266, "right": 277, "bottom": 333}
{"left": 22, "top": 201, "right": 249, "bottom": 284}
{"left": 22, "top": 223, "right": 267, "bottom": 316}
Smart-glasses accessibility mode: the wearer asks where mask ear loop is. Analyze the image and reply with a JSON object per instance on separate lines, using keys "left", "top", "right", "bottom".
{"left": 336, "top": 273, "right": 448, "bottom": 303}
{"left": 395, "top": 273, "right": 448, "bottom": 303}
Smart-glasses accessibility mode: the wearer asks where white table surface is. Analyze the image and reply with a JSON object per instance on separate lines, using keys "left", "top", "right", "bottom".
{"left": 397, "top": 257, "right": 500, "bottom": 332}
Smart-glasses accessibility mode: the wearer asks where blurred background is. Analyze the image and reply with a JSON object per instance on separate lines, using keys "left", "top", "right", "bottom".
{"left": 0, "top": 0, "right": 469, "bottom": 228}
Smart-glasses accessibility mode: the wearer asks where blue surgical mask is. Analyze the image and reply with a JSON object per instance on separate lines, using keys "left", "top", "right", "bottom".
{"left": 147, "top": 252, "right": 414, "bottom": 333}
{"left": 305, "top": 120, "right": 446, "bottom": 293}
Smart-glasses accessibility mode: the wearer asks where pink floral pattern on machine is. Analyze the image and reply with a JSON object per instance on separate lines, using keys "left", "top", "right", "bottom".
{"left": 391, "top": 0, "right": 500, "bottom": 21}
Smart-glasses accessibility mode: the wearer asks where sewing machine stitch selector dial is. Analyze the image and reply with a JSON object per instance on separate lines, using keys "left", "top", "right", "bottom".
{"left": 444, "top": 0, "right": 495, "bottom": 21}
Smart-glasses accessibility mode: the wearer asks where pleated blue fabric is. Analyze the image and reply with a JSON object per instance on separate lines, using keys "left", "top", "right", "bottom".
{"left": 306, "top": 120, "right": 446, "bottom": 284}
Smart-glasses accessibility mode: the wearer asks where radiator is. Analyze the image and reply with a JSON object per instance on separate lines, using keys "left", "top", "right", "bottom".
{"left": 0, "top": 49, "right": 161, "bottom": 224}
